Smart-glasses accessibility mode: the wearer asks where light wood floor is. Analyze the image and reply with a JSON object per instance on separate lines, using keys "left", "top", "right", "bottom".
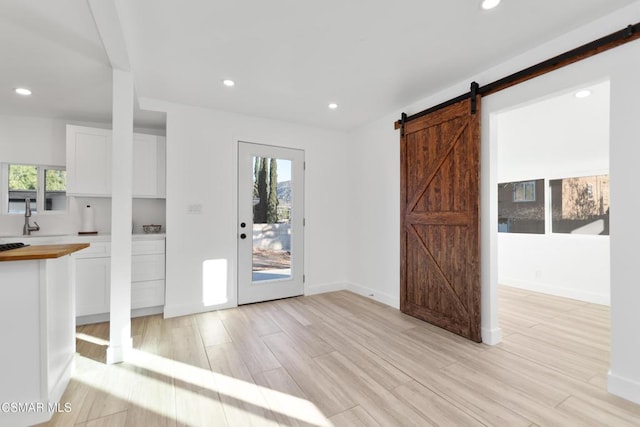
{"left": 40, "top": 287, "right": 640, "bottom": 426}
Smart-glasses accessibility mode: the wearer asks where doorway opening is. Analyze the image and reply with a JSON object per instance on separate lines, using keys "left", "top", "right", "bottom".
{"left": 485, "top": 76, "right": 612, "bottom": 384}
{"left": 480, "top": 45, "right": 617, "bottom": 339}
{"left": 496, "top": 79, "right": 610, "bottom": 306}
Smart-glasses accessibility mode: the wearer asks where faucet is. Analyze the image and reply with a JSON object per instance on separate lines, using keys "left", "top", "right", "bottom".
{"left": 23, "top": 198, "right": 40, "bottom": 236}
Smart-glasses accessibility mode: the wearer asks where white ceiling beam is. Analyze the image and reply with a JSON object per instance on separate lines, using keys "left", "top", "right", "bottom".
{"left": 87, "top": 0, "right": 130, "bottom": 71}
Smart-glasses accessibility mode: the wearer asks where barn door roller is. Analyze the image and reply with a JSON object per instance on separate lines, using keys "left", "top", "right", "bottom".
{"left": 470, "top": 81, "right": 479, "bottom": 115}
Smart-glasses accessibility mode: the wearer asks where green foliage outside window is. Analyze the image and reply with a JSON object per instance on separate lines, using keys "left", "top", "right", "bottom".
{"left": 6, "top": 164, "right": 67, "bottom": 213}
{"left": 8, "top": 165, "right": 66, "bottom": 191}
{"left": 9, "top": 165, "right": 37, "bottom": 190}
{"left": 46, "top": 169, "right": 66, "bottom": 191}
{"left": 253, "top": 157, "right": 280, "bottom": 224}
{"left": 267, "top": 158, "right": 279, "bottom": 223}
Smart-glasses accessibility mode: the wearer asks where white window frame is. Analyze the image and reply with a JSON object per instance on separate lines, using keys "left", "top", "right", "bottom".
{"left": 1, "top": 163, "right": 68, "bottom": 215}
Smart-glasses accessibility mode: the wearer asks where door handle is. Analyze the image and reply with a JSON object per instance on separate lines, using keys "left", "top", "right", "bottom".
{"left": 240, "top": 233, "right": 247, "bottom": 239}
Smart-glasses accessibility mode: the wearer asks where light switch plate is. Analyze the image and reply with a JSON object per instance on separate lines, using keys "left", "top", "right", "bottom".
{"left": 187, "top": 203, "right": 203, "bottom": 214}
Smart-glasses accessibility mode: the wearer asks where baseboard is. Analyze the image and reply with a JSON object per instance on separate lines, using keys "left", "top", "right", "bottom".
{"left": 131, "top": 306, "right": 164, "bottom": 318}
{"left": 76, "top": 306, "right": 165, "bottom": 325}
{"left": 345, "top": 282, "right": 501, "bottom": 343}
{"left": 346, "top": 282, "right": 399, "bottom": 309}
{"left": 163, "top": 300, "right": 236, "bottom": 319}
{"left": 165, "top": 282, "right": 349, "bottom": 318}
{"left": 164, "top": 282, "right": 396, "bottom": 316}
{"left": 106, "top": 338, "right": 133, "bottom": 364}
{"left": 501, "top": 278, "right": 610, "bottom": 306}
{"left": 608, "top": 371, "right": 640, "bottom": 405}
{"left": 76, "top": 313, "right": 109, "bottom": 326}
{"left": 304, "top": 281, "right": 347, "bottom": 296}
{"left": 303, "top": 281, "right": 400, "bottom": 309}
{"left": 482, "top": 326, "right": 503, "bottom": 346}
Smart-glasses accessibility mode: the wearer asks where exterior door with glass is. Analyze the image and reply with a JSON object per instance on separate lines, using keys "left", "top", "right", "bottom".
{"left": 237, "top": 142, "right": 304, "bottom": 304}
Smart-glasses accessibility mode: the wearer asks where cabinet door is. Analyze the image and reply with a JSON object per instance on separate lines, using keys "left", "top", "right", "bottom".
{"left": 66, "top": 125, "right": 112, "bottom": 196}
{"left": 133, "top": 134, "right": 159, "bottom": 197}
{"left": 156, "top": 136, "right": 167, "bottom": 198}
{"left": 76, "top": 257, "right": 110, "bottom": 316}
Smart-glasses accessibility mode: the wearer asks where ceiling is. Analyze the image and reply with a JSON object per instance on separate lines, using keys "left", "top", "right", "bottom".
{"left": 1, "top": 0, "right": 637, "bottom": 131}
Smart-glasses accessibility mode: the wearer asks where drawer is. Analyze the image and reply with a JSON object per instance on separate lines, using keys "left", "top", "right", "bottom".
{"left": 74, "top": 242, "right": 111, "bottom": 259}
{"left": 132, "top": 239, "right": 165, "bottom": 255}
{"left": 131, "top": 280, "right": 165, "bottom": 309}
{"left": 132, "top": 254, "right": 165, "bottom": 282}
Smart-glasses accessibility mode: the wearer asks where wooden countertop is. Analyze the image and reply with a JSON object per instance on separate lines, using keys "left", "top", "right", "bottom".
{"left": 0, "top": 243, "right": 90, "bottom": 262}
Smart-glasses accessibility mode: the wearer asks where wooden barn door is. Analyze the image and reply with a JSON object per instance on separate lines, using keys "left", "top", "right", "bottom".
{"left": 400, "top": 96, "right": 481, "bottom": 342}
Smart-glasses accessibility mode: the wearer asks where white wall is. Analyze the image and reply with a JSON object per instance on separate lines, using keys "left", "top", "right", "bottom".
{"left": 139, "top": 100, "right": 350, "bottom": 317}
{"left": 609, "top": 38, "right": 640, "bottom": 406}
{"left": 346, "top": 111, "right": 401, "bottom": 308}
{"left": 497, "top": 81, "right": 610, "bottom": 305}
{"left": 497, "top": 81, "right": 609, "bottom": 182}
{"left": 0, "top": 114, "right": 165, "bottom": 236}
{"left": 347, "top": 1, "right": 640, "bottom": 404}
{"left": 499, "top": 233, "right": 610, "bottom": 304}
{"left": 0, "top": 115, "right": 67, "bottom": 166}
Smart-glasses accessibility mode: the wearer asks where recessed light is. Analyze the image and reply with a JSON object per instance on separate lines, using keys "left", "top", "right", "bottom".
{"left": 222, "top": 79, "right": 235, "bottom": 87}
{"left": 575, "top": 89, "right": 591, "bottom": 98}
{"left": 481, "top": 0, "right": 501, "bottom": 10}
{"left": 328, "top": 103, "right": 338, "bottom": 110}
{"left": 15, "top": 88, "right": 32, "bottom": 96}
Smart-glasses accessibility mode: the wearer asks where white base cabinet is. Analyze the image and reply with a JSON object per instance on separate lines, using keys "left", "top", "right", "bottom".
{"left": 131, "top": 239, "right": 165, "bottom": 309}
{"left": 0, "top": 257, "right": 76, "bottom": 426}
{"left": 75, "top": 241, "right": 111, "bottom": 317}
{"left": 75, "top": 237, "right": 165, "bottom": 323}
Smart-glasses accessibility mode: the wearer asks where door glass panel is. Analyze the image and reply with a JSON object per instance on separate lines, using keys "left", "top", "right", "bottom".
{"left": 252, "top": 157, "right": 292, "bottom": 282}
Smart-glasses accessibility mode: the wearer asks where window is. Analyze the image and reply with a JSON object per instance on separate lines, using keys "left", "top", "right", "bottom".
{"left": 8, "top": 164, "right": 38, "bottom": 213}
{"left": 550, "top": 174, "right": 609, "bottom": 235}
{"left": 513, "top": 180, "right": 536, "bottom": 202}
{"left": 4, "top": 164, "right": 67, "bottom": 214}
{"left": 44, "top": 168, "right": 67, "bottom": 211}
{"left": 498, "top": 179, "right": 545, "bottom": 234}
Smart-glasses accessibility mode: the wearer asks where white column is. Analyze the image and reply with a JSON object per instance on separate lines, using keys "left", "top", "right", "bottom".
{"left": 107, "top": 68, "right": 134, "bottom": 364}
{"left": 480, "top": 106, "right": 501, "bottom": 345}
{"left": 608, "top": 41, "right": 640, "bottom": 405}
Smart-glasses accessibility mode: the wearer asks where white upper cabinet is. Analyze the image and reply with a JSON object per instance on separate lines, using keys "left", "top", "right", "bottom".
{"left": 66, "top": 125, "right": 112, "bottom": 196}
{"left": 66, "top": 125, "right": 166, "bottom": 198}
{"left": 133, "top": 134, "right": 166, "bottom": 198}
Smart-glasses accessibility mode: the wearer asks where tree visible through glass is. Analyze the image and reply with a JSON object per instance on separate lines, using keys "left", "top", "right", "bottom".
{"left": 252, "top": 157, "right": 293, "bottom": 282}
